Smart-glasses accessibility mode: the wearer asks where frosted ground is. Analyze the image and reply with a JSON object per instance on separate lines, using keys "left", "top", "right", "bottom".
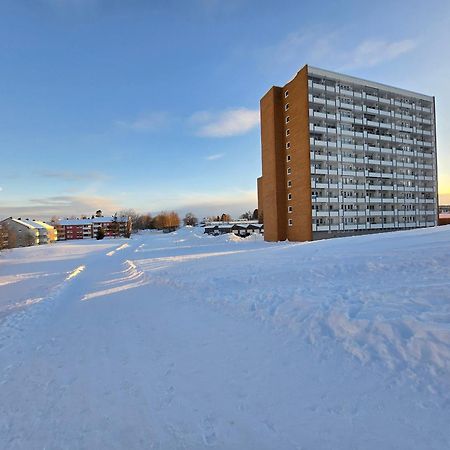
{"left": 1, "top": 226, "right": 450, "bottom": 449}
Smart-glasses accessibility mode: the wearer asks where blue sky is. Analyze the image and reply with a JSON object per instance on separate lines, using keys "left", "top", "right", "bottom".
{"left": 1, "top": 0, "right": 450, "bottom": 219}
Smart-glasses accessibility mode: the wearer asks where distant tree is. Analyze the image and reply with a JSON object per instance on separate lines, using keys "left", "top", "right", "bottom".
{"left": 50, "top": 216, "right": 60, "bottom": 225}
{"left": 221, "top": 213, "right": 231, "bottom": 222}
{"left": 167, "top": 211, "right": 180, "bottom": 230}
{"left": 239, "top": 211, "right": 253, "bottom": 220}
{"left": 119, "top": 209, "right": 140, "bottom": 230}
{"left": 111, "top": 213, "right": 121, "bottom": 238}
{"left": 141, "top": 214, "right": 153, "bottom": 230}
{"left": 95, "top": 210, "right": 103, "bottom": 217}
{"left": 252, "top": 209, "right": 258, "bottom": 220}
{"left": 183, "top": 212, "right": 198, "bottom": 227}
{"left": 153, "top": 211, "right": 180, "bottom": 232}
{"left": 96, "top": 227, "right": 105, "bottom": 240}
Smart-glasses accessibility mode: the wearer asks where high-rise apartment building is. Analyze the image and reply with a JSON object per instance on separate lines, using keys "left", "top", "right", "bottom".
{"left": 257, "top": 65, "right": 438, "bottom": 242}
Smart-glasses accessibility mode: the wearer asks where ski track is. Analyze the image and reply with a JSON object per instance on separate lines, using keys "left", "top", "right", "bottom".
{"left": 0, "top": 228, "right": 450, "bottom": 449}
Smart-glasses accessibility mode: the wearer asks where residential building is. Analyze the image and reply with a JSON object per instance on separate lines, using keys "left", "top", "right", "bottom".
{"left": 34, "top": 221, "right": 58, "bottom": 243}
{"left": 19, "top": 219, "right": 49, "bottom": 244}
{"left": 438, "top": 205, "right": 450, "bottom": 226}
{"left": 55, "top": 216, "right": 131, "bottom": 240}
{"left": 56, "top": 219, "right": 93, "bottom": 241}
{"left": 203, "top": 220, "right": 264, "bottom": 237}
{"left": 0, "top": 223, "right": 9, "bottom": 249}
{"left": 92, "top": 216, "right": 131, "bottom": 238}
{"left": 0, "top": 218, "right": 39, "bottom": 247}
{"left": 258, "top": 65, "right": 438, "bottom": 242}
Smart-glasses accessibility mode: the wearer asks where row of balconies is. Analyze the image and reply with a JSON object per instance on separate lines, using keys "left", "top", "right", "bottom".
{"left": 311, "top": 185, "right": 434, "bottom": 195}
{"left": 308, "top": 92, "right": 432, "bottom": 114}
{"left": 308, "top": 82, "right": 433, "bottom": 111}
{"left": 310, "top": 167, "right": 434, "bottom": 179}
{"left": 310, "top": 126, "right": 433, "bottom": 146}
{"left": 310, "top": 139, "right": 435, "bottom": 156}
{"left": 311, "top": 109, "right": 433, "bottom": 127}
{"left": 310, "top": 98, "right": 427, "bottom": 121}
{"left": 312, "top": 221, "right": 436, "bottom": 232}
{"left": 310, "top": 149, "right": 434, "bottom": 163}
{"left": 312, "top": 195, "right": 436, "bottom": 204}
{"left": 310, "top": 118, "right": 433, "bottom": 136}
{"left": 310, "top": 154, "right": 434, "bottom": 170}
{"left": 312, "top": 210, "right": 435, "bottom": 217}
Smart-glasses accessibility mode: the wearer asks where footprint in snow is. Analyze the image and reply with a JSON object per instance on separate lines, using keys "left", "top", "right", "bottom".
{"left": 201, "top": 416, "right": 217, "bottom": 446}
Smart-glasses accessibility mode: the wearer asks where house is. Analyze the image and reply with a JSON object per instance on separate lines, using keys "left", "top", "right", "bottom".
{"left": 204, "top": 221, "right": 264, "bottom": 237}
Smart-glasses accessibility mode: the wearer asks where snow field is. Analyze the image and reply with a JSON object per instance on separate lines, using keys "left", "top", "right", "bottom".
{"left": 0, "top": 226, "right": 449, "bottom": 449}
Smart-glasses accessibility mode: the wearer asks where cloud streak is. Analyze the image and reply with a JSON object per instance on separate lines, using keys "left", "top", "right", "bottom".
{"left": 191, "top": 108, "right": 259, "bottom": 137}
{"left": 116, "top": 112, "right": 169, "bottom": 132}
{"left": 339, "top": 39, "right": 417, "bottom": 71}
{"left": 35, "top": 170, "right": 109, "bottom": 182}
{"left": 265, "top": 30, "right": 417, "bottom": 73}
{"left": 205, "top": 153, "right": 225, "bottom": 161}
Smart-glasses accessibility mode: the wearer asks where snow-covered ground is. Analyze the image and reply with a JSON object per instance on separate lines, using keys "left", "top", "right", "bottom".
{"left": 1, "top": 226, "right": 450, "bottom": 449}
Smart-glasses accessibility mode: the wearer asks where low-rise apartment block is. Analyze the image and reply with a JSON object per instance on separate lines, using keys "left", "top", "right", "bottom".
{"left": 258, "top": 65, "right": 438, "bottom": 241}
{"left": 56, "top": 216, "right": 131, "bottom": 240}
{"left": 0, "top": 218, "right": 40, "bottom": 247}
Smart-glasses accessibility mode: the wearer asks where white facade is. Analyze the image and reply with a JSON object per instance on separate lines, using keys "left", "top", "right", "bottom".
{"left": 307, "top": 67, "right": 437, "bottom": 234}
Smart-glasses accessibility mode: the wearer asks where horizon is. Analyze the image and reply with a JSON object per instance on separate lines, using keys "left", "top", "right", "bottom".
{"left": 1, "top": 0, "right": 450, "bottom": 220}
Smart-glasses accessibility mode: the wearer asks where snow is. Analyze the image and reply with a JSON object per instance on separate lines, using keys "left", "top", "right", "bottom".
{"left": 1, "top": 226, "right": 450, "bottom": 449}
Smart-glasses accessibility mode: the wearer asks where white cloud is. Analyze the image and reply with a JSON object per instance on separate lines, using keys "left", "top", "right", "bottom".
{"left": 116, "top": 112, "right": 169, "bottom": 132}
{"left": 340, "top": 39, "right": 417, "bottom": 71}
{"left": 205, "top": 153, "right": 225, "bottom": 161}
{"left": 191, "top": 108, "right": 259, "bottom": 137}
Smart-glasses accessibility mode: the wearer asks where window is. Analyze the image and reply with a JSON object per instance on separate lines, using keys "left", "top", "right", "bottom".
{"left": 286, "top": 129, "right": 290, "bottom": 136}
{"left": 285, "top": 90, "right": 289, "bottom": 98}
{"left": 285, "top": 103, "right": 289, "bottom": 111}
{"left": 288, "top": 219, "right": 293, "bottom": 226}
{"left": 286, "top": 116, "right": 290, "bottom": 123}
{"left": 287, "top": 167, "right": 291, "bottom": 175}
{"left": 288, "top": 206, "right": 293, "bottom": 213}
{"left": 287, "top": 180, "right": 292, "bottom": 188}
{"left": 286, "top": 142, "right": 290, "bottom": 149}
{"left": 288, "top": 193, "right": 292, "bottom": 200}
{"left": 286, "top": 155, "right": 291, "bottom": 162}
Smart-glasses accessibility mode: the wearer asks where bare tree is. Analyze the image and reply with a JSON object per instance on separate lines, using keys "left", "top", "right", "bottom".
{"left": 239, "top": 211, "right": 253, "bottom": 220}
{"left": 119, "top": 209, "right": 140, "bottom": 230}
{"left": 111, "top": 213, "right": 121, "bottom": 238}
{"left": 221, "top": 213, "right": 231, "bottom": 222}
{"left": 183, "top": 212, "right": 198, "bottom": 227}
